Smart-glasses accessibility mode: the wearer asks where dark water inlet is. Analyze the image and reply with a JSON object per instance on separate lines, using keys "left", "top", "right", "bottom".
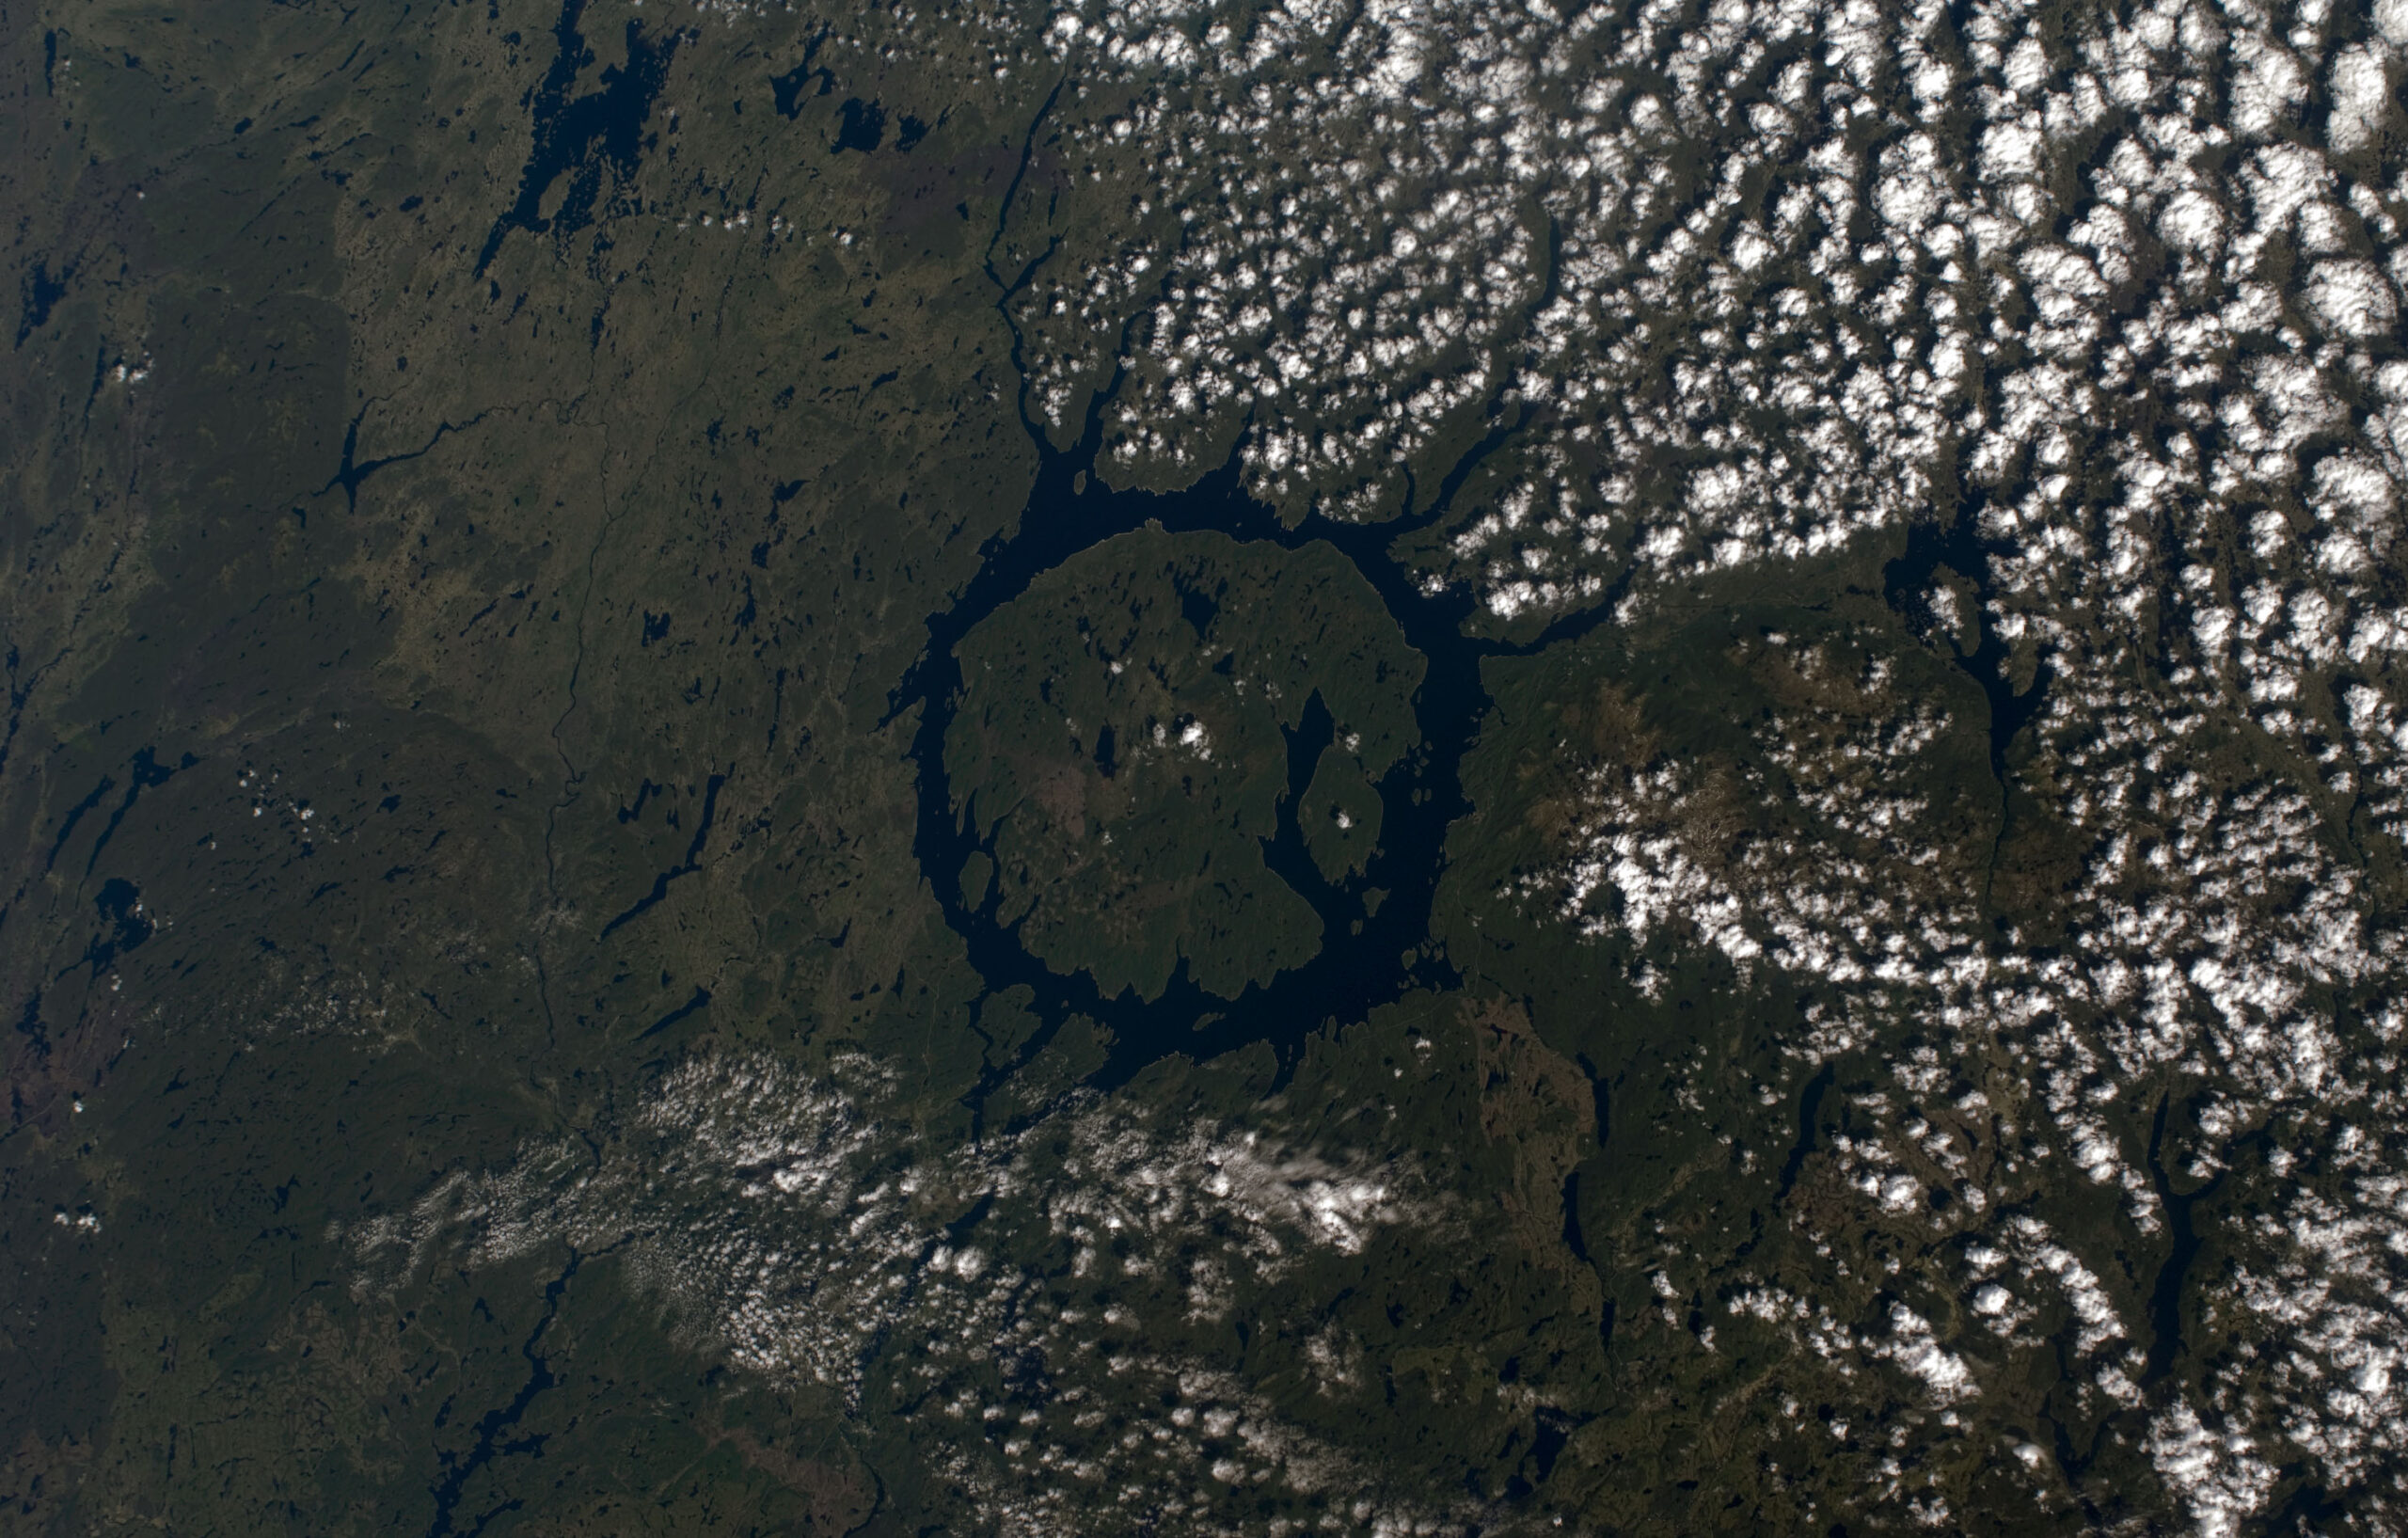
{"left": 425, "top": 1251, "right": 580, "bottom": 1538}
{"left": 477, "top": 2, "right": 679, "bottom": 277}
{"left": 2142, "top": 1091, "right": 2213, "bottom": 1386}
{"left": 1776, "top": 1062, "right": 1837, "bottom": 1203}
{"left": 1882, "top": 497, "right": 2052, "bottom": 790}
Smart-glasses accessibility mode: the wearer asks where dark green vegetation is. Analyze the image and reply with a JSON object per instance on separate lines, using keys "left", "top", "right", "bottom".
{"left": 6, "top": 2, "right": 2389, "bottom": 1536}
{"left": 949, "top": 530, "right": 1419, "bottom": 999}
{"left": 4, "top": 3, "right": 1033, "bottom": 1527}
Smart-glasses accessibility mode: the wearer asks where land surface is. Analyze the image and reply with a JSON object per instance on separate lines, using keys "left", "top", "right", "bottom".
{"left": 6, "top": 0, "right": 2408, "bottom": 1534}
